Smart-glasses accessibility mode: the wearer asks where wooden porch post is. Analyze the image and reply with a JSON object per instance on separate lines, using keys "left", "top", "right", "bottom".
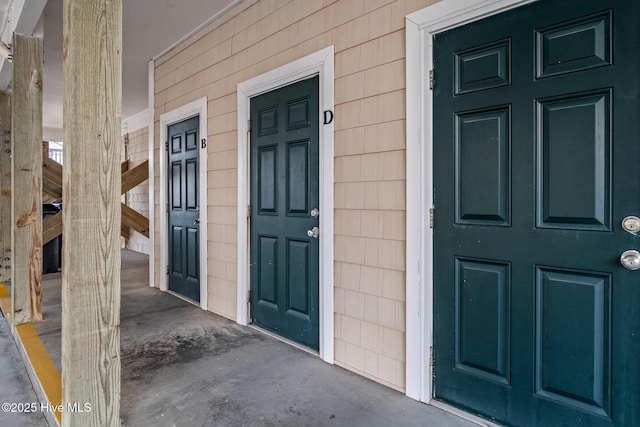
{"left": 62, "top": 0, "right": 122, "bottom": 425}
{"left": 0, "top": 92, "right": 10, "bottom": 283}
{"left": 11, "top": 34, "right": 43, "bottom": 324}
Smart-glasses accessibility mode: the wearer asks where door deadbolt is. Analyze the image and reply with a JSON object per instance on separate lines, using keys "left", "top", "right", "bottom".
{"left": 620, "top": 250, "right": 640, "bottom": 270}
{"left": 194, "top": 218, "right": 200, "bottom": 226}
{"left": 311, "top": 208, "right": 319, "bottom": 218}
{"left": 622, "top": 216, "right": 640, "bottom": 234}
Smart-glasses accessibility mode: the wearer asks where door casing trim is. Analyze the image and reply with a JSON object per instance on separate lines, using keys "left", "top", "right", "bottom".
{"left": 158, "top": 97, "right": 208, "bottom": 310}
{"left": 237, "top": 46, "right": 335, "bottom": 363}
{"left": 405, "top": 0, "right": 538, "bottom": 402}
{"left": 148, "top": 59, "right": 155, "bottom": 289}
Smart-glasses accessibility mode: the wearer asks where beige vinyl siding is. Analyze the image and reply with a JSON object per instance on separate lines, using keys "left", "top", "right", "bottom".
{"left": 153, "top": 0, "right": 438, "bottom": 392}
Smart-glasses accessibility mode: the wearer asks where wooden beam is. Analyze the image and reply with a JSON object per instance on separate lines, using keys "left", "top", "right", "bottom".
{"left": 62, "top": 0, "right": 122, "bottom": 424}
{"left": 0, "top": 92, "right": 10, "bottom": 282}
{"left": 42, "top": 212, "right": 63, "bottom": 246}
{"left": 42, "top": 184, "right": 62, "bottom": 202}
{"left": 41, "top": 155, "right": 148, "bottom": 243}
{"left": 42, "top": 195, "right": 58, "bottom": 205}
{"left": 0, "top": 1, "right": 47, "bottom": 91}
{"left": 120, "top": 224, "right": 130, "bottom": 240}
{"left": 11, "top": 34, "right": 43, "bottom": 324}
{"left": 44, "top": 205, "right": 141, "bottom": 243}
{"left": 121, "top": 204, "right": 149, "bottom": 238}
{"left": 121, "top": 159, "right": 148, "bottom": 194}
{"left": 42, "top": 157, "right": 63, "bottom": 201}
{"left": 42, "top": 158, "right": 138, "bottom": 198}
{"left": 43, "top": 203, "right": 144, "bottom": 243}
{"left": 42, "top": 157, "right": 63, "bottom": 187}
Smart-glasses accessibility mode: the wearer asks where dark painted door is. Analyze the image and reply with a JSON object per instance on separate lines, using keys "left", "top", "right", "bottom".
{"left": 250, "top": 76, "right": 320, "bottom": 350}
{"left": 168, "top": 116, "right": 200, "bottom": 302}
{"left": 433, "top": 1, "right": 639, "bottom": 425}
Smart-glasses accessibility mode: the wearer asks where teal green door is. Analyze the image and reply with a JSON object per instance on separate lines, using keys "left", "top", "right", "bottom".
{"left": 250, "top": 76, "right": 320, "bottom": 350}
{"left": 168, "top": 116, "right": 200, "bottom": 302}
{"left": 433, "top": 0, "right": 639, "bottom": 425}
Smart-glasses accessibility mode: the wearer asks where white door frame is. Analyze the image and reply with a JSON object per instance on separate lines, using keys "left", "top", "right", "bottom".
{"left": 148, "top": 59, "right": 156, "bottom": 289}
{"left": 236, "top": 46, "right": 335, "bottom": 363}
{"left": 158, "top": 97, "right": 209, "bottom": 310}
{"left": 405, "top": 0, "right": 537, "bottom": 403}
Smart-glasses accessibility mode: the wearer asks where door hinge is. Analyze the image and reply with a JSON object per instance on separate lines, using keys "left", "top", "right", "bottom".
{"left": 247, "top": 205, "right": 251, "bottom": 218}
{"left": 429, "top": 207, "right": 435, "bottom": 229}
{"left": 165, "top": 141, "right": 168, "bottom": 151}
{"left": 247, "top": 119, "right": 251, "bottom": 135}
{"left": 247, "top": 289, "right": 251, "bottom": 303}
{"left": 429, "top": 69, "right": 435, "bottom": 90}
{"left": 166, "top": 265, "right": 169, "bottom": 275}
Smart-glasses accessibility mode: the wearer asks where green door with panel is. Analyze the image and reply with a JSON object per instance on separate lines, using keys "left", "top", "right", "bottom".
{"left": 168, "top": 116, "right": 200, "bottom": 302}
{"left": 433, "top": 0, "right": 639, "bottom": 425}
{"left": 250, "top": 76, "right": 320, "bottom": 350}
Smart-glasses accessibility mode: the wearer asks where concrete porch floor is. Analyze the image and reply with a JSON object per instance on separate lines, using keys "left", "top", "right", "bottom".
{"left": 19, "top": 249, "right": 479, "bottom": 426}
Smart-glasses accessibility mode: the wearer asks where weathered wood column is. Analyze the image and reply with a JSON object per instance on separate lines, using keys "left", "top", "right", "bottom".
{"left": 11, "top": 34, "right": 43, "bottom": 324}
{"left": 62, "top": 0, "right": 122, "bottom": 425}
{"left": 0, "top": 93, "right": 10, "bottom": 283}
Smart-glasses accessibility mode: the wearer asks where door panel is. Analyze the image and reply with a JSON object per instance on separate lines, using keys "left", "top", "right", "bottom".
{"left": 534, "top": 267, "right": 611, "bottom": 416}
{"left": 250, "top": 77, "right": 320, "bottom": 350}
{"left": 455, "top": 258, "right": 510, "bottom": 384}
{"left": 536, "top": 91, "right": 610, "bottom": 229}
{"left": 167, "top": 116, "right": 200, "bottom": 302}
{"left": 455, "top": 107, "right": 510, "bottom": 225}
{"left": 287, "top": 239, "right": 310, "bottom": 314}
{"left": 433, "top": 1, "right": 639, "bottom": 425}
{"left": 535, "top": 12, "right": 611, "bottom": 78}
{"left": 287, "top": 141, "right": 309, "bottom": 214}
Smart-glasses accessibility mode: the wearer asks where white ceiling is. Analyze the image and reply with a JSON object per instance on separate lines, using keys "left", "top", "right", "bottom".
{"left": 41, "top": 0, "right": 238, "bottom": 133}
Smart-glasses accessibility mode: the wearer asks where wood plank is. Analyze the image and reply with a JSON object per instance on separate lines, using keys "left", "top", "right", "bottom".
{"left": 42, "top": 156, "right": 147, "bottom": 242}
{"left": 42, "top": 194, "right": 58, "bottom": 205}
{"left": 42, "top": 157, "right": 146, "bottom": 199}
{"left": 42, "top": 182, "right": 62, "bottom": 202}
{"left": 11, "top": 34, "right": 43, "bottom": 324}
{"left": 121, "top": 204, "right": 149, "bottom": 238}
{"left": 42, "top": 157, "right": 63, "bottom": 201}
{"left": 121, "top": 159, "right": 148, "bottom": 194}
{"left": 42, "top": 205, "right": 146, "bottom": 243}
{"left": 42, "top": 204, "right": 144, "bottom": 245}
{"left": 42, "top": 212, "right": 62, "bottom": 245}
{"left": 120, "top": 224, "right": 130, "bottom": 240}
{"left": 0, "top": 92, "right": 10, "bottom": 282}
{"left": 62, "top": 0, "right": 122, "bottom": 425}
{"left": 42, "top": 156, "right": 63, "bottom": 185}
{"left": 42, "top": 204, "right": 142, "bottom": 242}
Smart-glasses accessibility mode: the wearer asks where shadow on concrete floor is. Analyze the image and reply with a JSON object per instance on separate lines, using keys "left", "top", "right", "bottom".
{"left": 33, "top": 249, "right": 478, "bottom": 427}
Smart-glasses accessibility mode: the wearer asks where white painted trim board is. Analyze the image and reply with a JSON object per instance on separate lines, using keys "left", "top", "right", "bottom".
{"left": 148, "top": 60, "right": 155, "bottom": 288}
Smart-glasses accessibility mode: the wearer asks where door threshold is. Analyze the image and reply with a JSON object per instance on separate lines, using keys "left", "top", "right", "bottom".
{"left": 429, "top": 400, "right": 503, "bottom": 427}
{"left": 166, "top": 290, "right": 200, "bottom": 308}
{"left": 248, "top": 324, "right": 319, "bottom": 357}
